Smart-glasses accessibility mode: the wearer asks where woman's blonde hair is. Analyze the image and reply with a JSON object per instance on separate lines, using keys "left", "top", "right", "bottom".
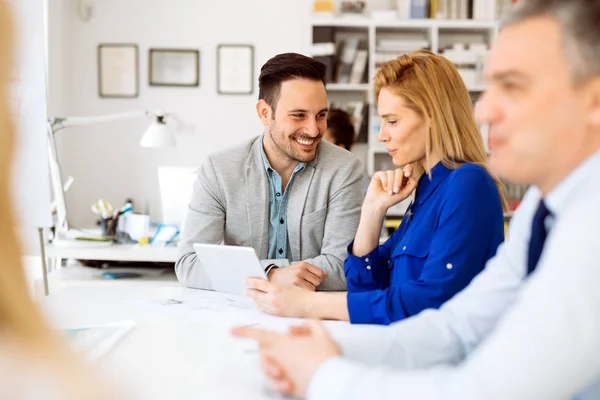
{"left": 374, "top": 49, "right": 508, "bottom": 210}
{"left": 0, "top": 0, "right": 53, "bottom": 347}
{"left": 0, "top": 7, "right": 116, "bottom": 398}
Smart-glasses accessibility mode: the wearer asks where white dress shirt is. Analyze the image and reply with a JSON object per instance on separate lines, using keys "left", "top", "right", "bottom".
{"left": 308, "top": 151, "right": 600, "bottom": 400}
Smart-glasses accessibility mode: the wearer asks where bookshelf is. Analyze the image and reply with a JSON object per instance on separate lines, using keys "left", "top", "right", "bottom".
{"left": 310, "top": 15, "right": 500, "bottom": 216}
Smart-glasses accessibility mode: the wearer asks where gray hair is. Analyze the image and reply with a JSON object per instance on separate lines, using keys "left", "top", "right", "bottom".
{"left": 501, "top": 0, "right": 600, "bottom": 84}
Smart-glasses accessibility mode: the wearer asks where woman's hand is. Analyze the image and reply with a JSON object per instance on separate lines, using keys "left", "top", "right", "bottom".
{"left": 364, "top": 164, "right": 418, "bottom": 211}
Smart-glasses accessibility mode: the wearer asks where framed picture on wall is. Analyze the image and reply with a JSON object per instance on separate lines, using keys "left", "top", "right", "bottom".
{"left": 217, "top": 44, "right": 254, "bottom": 95}
{"left": 98, "top": 44, "right": 139, "bottom": 98}
{"left": 149, "top": 48, "right": 200, "bottom": 87}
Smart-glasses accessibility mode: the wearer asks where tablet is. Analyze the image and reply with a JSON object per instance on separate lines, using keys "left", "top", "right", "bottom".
{"left": 192, "top": 243, "right": 267, "bottom": 296}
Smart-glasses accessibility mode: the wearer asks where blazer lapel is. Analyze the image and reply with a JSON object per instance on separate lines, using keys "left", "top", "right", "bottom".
{"left": 287, "top": 165, "right": 315, "bottom": 262}
{"left": 246, "top": 138, "right": 270, "bottom": 258}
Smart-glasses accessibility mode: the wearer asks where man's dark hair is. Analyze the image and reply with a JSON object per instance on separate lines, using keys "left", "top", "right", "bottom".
{"left": 327, "top": 108, "right": 355, "bottom": 151}
{"left": 258, "top": 53, "right": 327, "bottom": 115}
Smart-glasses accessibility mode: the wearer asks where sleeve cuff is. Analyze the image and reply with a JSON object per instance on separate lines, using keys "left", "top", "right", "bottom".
{"left": 329, "top": 323, "right": 393, "bottom": 365}
{"left": 259, "top": 259, "right": 290, "bottom": 269}
{"left": 307, "top": 357, "right": 364, "bottom": 400}
{"left": 347, "top": 291, "right": 377, "bottom": 324}
{"left": 344, "top": 241, "right": 383, "bottom": 292}
{"left": 345, "top": 240, "right": 380, "bottom": 265}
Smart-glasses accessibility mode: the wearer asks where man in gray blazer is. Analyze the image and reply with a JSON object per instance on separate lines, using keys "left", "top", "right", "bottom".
{"left": 176, "top": 53, "right": 364, "bottom": 291}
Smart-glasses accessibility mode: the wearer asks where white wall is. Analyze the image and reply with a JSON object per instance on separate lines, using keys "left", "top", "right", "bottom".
{"left": 53, "top": 0, "right": 389, "bottom": 228}
{"left": 53, "top": 0, "right": 315, "bottom": 228}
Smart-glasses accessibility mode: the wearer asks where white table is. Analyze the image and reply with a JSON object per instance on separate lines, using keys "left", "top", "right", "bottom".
{"left": 42, "top": 242, "right": 179, "bottom": 294}
{"left": 45, "top": 243, "right": 179, "bottom": 263}
{"left": 40, "top": 280, "right": 377, "bottom": 399}
{"left": 41, "top": 284, "right": 283, "bottom": 399}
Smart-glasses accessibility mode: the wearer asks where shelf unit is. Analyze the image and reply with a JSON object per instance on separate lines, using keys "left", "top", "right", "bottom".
{"left": 311, "top": 17, "right": 498, "bottom": 216}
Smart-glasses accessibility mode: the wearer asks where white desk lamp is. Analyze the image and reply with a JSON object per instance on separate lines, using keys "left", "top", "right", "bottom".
{"left": 47, "top": 110, "right": 187, "bottom": 243}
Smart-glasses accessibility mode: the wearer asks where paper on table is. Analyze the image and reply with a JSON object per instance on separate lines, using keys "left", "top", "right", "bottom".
{"left": 127, "top": 289, "right": 354, "bottom": 333}
{"left": 127, "top": 290, "right": 267, "bottom": 328}
{"left": 61, "top": 320, "right": 134, "bottom": 363}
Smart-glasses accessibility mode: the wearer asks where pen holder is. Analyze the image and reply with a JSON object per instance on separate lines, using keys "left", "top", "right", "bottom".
{"left": 100, "top": 217, "right": 117, "bottom": 237}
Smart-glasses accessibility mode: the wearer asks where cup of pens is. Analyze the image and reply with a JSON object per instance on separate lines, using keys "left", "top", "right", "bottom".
{"left": 92, "top": 199, "right": 134, "bottom": 238}
{"left": 92, "top": 199, "right": 115, "bottom": 237}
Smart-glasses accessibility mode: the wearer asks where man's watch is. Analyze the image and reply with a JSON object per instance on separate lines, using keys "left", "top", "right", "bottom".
{"left": 264, "top": 263, "right": 279, "bottom": 277}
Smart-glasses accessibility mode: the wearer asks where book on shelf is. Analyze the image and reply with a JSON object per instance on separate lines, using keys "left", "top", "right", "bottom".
{"left": 312, "top": 26, "right": 336, "bottom": 83}
{"left": 411, "top": 0, "right": 429, "bottom": 19}
{"left": 397, "top": 0, "right": 516, "bottom": 20}
{"left": 336, "top": 37, "right": 360, "bottom": 84}
{"left": 311, "top": 42, "right": 336, "bottom": 57}
{"left": 310, "top": 0, "right": 517, "bottom": 22}
{"left": 349, "top": 45, "right": 368, "bottom": 84}
{"left": 397, "top": 0, "right": 411, "bottom": 20}
{"left": 374, "top": 38, "right": 430, "bottom": 69}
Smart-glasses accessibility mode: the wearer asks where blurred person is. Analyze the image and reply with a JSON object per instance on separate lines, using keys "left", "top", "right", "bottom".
{"left": 243, "top": 50, "right": 506, "bottom": 325}
{"left": 233, "top": 0, "right": 600, "bottom": 398}
{"left": 0, "top": 4, "right": 115, "bottom": 399}
{"left": 323, "top": 108, "right": 355, "bottom": 150}
{"left": 324, "top": 108, "right": 371, "bottom": 194}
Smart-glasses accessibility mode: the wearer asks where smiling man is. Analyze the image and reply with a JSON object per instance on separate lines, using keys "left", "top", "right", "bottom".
{"left": 176, "top": 53, "right": 364, "bottom": 291}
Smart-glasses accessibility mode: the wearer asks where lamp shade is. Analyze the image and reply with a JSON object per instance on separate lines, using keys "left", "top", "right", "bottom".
{"left": 140, "top": 116, "right": 176, "bottom": 148}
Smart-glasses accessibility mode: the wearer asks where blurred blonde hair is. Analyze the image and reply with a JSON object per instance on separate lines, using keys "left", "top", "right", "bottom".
{"left": 374, "top": 49, "right": 508, "bottom": 211}
{"left": 0, "top": 0, "right": 53, "bottom": 347}
{"left": 0, "top": 4, "right": 116, "bottom": 398}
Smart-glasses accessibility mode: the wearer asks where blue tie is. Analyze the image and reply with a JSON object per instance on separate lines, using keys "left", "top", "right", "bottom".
{"left": 527, "top": 200, "right": 552, "bottom": 276}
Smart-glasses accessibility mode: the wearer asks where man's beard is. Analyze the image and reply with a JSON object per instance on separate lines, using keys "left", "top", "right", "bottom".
{"left": 268, "top": 123, "right": 321, "bottom": 164}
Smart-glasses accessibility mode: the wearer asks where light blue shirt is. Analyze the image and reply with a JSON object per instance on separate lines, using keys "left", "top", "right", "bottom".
{"left": 259, "top": 141, "right": 305, "bottom": 260}
{"left": 308, "top": 151, "right": 600, "bottom": 400}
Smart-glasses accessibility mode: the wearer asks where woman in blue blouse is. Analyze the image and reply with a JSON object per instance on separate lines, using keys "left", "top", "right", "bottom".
{"left": 245, "top": 50, "right": 506, "bottom": 325}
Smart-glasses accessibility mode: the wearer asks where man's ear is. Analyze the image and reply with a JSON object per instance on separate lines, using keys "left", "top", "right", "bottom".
{"left": 256, "top": 99, "right": 271, "bottom": 125}
{"left": 585, "top": 77, "right": 600, "bottom": 129}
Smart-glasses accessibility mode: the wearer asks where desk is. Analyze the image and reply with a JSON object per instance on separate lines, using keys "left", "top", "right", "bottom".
{"left": 41, "top": 284, "right": 277, "bottom": 399}
{"left": 45, "top": 243, "right": 179, "bottom": 263}
{"left": 40, "top": 284, "right": 363, "bottom": 399}
{"left": 42, "top": 242, "right": 179, "bottom": 296}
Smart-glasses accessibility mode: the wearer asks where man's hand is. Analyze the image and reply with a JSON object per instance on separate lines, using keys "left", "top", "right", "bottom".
{"left": 231, "top": 321, "right": 341, "bottom": 399}
{"left": 267, "top": 261, "right": 328, "bottom": 291}
{"left": 245, "top": 278, "right": 315, "bottom": 318}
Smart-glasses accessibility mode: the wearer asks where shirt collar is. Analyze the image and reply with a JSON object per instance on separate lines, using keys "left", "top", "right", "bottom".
{"left": 543, "top": 150, "right": 600, "bottom": 216}
{"left": 415, "top": 161, "right": 453, "bottom": 205}
{"left": 259, "top": 134, "right": 306, "bottom": 175}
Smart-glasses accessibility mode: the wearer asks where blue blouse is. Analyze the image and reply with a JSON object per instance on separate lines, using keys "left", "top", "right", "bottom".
{"left": 345, "top": 162, "right": 504, "bottom": 325}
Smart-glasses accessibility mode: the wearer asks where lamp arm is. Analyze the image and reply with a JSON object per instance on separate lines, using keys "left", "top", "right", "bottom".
{"left": 47, "top": 121, "right": 69, "bottom": 235}
{"left": 50, "top": 110, "right": 152, "bottom": 132}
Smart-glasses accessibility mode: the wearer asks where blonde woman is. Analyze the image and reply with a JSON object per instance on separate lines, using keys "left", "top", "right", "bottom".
{"left": 0, "top": 4, "right": 115, "bottom": 398}
{"left": 243, "top": 50, "right": 506, "bottom": 325}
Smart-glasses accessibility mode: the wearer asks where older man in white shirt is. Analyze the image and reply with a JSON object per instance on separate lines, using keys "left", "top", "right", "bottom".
{"left": 233, "top": 0, "right": 600, "bottom": 399}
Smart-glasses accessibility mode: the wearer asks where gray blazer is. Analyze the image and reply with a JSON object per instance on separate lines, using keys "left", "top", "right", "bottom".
{"left": 175, "top": 135, "right": 364, "bottom": 291}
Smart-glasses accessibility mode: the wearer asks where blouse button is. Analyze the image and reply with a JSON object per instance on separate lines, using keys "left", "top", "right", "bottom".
{"left": 402, "top": 246, "right": 407, "bottom": 251}
{"left": 446, "top": 263, "right": 453, "bottom": 270}
{"left": 366, "top": 265, "right": 371, "bottom": 270}
{"left": 365, "top": 258, "right": 369, "bottom": 263}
